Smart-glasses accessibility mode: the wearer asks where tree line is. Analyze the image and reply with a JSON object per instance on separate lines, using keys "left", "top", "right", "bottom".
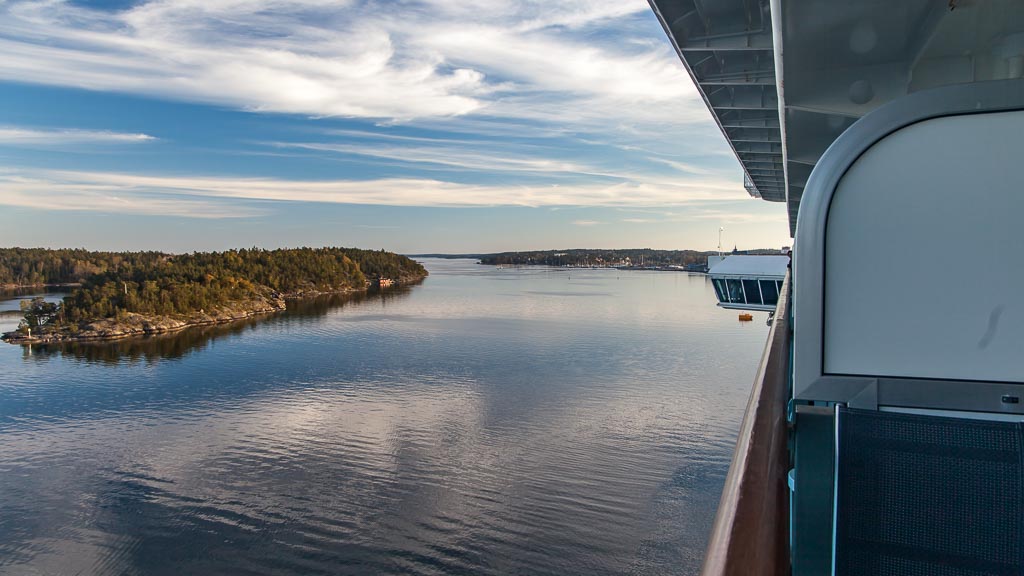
{"left": 0, "top": 248, "right": 166, "bottom": 286}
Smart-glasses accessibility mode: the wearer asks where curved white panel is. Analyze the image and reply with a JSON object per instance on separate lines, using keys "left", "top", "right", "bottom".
{"left": 825, "top": 111, "right": 1024, "bottom": 382}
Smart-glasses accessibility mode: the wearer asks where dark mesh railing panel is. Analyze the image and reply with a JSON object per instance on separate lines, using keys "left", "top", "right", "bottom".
{"left": 835, "top": 407, "right": 1023, "bottom": 576}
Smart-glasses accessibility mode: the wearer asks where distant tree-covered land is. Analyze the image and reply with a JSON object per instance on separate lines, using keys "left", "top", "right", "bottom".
{"left": 476, "top": 248, "right": 782, "bottom": 267}
{"left": 1, "top": 247, "right": 427, "bottom": 339}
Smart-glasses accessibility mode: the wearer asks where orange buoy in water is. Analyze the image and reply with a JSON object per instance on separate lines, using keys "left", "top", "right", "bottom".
{"left": 738, "top": 313, "right": 754, "bottom": 322}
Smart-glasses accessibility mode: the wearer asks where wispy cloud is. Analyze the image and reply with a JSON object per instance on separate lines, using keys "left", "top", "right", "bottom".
{"left": 619, "top": 207, "right": 788, "bottom": 226}
{"left": 0, "top": 1, "right": 484, "bottom": 120}
{"left": 687, "top": 208, "right": 789, "bottom": 225}
{"left": 0, "top": 0, "right": 778, "bottom": 242}
{"left": 0, "top": 170, "right": 262, "bottom": 218}
{"left": 0, "top": 167, "right": 742, "bottom": 217}
{"left": 648, "top": 157, "right": 714, "bottom": 176}
{"left": 0, "top": 0, "right": 700, "bottom": 130}
{"left": 268, "top": 141, "right": 596, "bottom": 175}
{"left": 0, "top": 126, "right": 156, "bottom": 146}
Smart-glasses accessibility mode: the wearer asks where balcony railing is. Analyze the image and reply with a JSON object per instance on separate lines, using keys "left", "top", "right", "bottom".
{"left": 743, "top": 173, "right": 762, "bottom": 199}
{"left": 701, "top": 273, "right": 791, "bottom": 576}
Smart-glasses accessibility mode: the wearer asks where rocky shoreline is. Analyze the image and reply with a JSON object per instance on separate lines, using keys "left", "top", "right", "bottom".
{"left": 0, "top": 277, "right": 425, "bottom": 345}
{"left": 2, "top": 294, "right": 288, "bottom": 344}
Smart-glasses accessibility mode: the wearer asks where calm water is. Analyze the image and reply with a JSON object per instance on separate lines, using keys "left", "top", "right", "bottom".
{"left": 0, "top": 259, "right": 768, "bottom": 576}
{"left": 0, "top": 290, "right": 65, "bottom": 332}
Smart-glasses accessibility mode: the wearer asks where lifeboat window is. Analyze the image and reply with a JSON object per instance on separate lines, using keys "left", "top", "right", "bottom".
{"left": 776, "top": 280, "right": 783, "bottom": 294}
{"left": 743, "top": 279, "right": 762, "bottom": 305}
{"left": 726, "top": 279, "right": 745, "bottom": 304}
{"left": 712, "top": 279, "right": 727, "bottom": 302}
{"left": 760, "top": 279, "right": 779, "bottom": 306}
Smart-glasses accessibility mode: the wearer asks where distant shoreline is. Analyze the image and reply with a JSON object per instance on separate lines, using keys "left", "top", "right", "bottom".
{"left": 1, "top": 283, "right": 82, "bottom": 291}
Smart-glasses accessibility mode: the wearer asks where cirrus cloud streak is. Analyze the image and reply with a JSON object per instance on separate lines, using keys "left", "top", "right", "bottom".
{"left": 0, "top": 167, "right": 744, "bottom": 216}
{"left": 0, "top": 126, "right": 156, "bottom": 146}
{"left": 0, "top": 0, "right": 699, "bottom": 129}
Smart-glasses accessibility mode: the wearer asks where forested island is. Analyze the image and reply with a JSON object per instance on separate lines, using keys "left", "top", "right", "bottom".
{"left": 1, "top": 247, "right": 427, "bottom": 344}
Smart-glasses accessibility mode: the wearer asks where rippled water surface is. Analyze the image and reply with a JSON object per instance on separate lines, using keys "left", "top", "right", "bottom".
{"left": 0, "top": 259, "right": 769, "bottom": 576}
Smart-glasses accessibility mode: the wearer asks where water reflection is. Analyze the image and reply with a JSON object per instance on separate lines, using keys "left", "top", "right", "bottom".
{"left": 0, "top": 261, "right": 766, "bottom": 576}
{"left": 22, "top": 317, "right": 264, "bottom": 364}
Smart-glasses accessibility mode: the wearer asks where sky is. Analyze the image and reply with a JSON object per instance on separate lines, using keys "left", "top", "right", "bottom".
{"left": 0, "top": 0, "right": 790, "bottom": 254}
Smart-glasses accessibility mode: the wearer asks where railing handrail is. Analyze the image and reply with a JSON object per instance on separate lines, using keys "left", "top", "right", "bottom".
{"left": 701, "top": 272, "right": 791, "bottom": 576}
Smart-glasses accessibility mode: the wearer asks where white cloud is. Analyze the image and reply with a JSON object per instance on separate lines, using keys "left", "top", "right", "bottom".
{"left": 0, "top": 1, "right": 486, "bottom": 120}
{"left": 268, "top": 141, "right": 593, "bottom": 175}
{"left": 617, "top": 207, "right": 789, "bottom": 226}
{"left": 0, "top": 1, "right": 775, "bottom": 232}
{"left": 414, "top": 0, "right": 644, "bottom": 32}
{"left": 648, "top": 157, "right": 715, "bottom": 176}
{"left": 687, "top": 208, "right": 789, "bottom": 225}
{"left": 0, "top": 182, "right": 264, "bottom": 220}
{"left": 0, "top": 167, "right": 743, "bottom": 217}
{"left": 572, "top": 220, "right": 602, "bottom": 226}
{"left": 0, "top": 126, "right": 156, "bottom": 146}
{"left": 0, "top": 0, "right": 701, "bottom": 129}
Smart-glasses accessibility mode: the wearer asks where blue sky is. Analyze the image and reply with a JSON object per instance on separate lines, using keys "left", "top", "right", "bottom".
{"left": 0, "top": 0, "right": 789, "bottom": 254}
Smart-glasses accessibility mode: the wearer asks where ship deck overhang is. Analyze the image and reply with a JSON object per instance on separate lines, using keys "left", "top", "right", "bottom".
{"left": 649, "top": 0, "right": 1024, "bottom": 235}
